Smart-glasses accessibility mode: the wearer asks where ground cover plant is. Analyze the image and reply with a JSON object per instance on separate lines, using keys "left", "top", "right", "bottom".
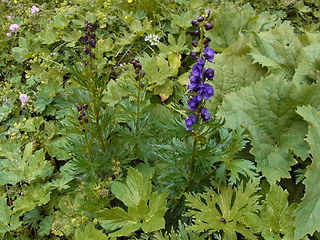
{"left": 1, "top": 0, "right": 320, "bottom": 239}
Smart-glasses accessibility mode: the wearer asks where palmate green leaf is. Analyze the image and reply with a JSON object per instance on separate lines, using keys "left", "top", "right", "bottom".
{"left": 75, "top": 222, "right": 108, "bottom": 240}
{"left": 97, "top": 168, "right": 167, "bottom": 237}
{"left": 209, "top": 51, "right": 267, "bottom": 107}
{"left": 185, "top": 179, "right": 260, "bottom": 240}
{"left": 0, "top": 197, "right": 22, "bottom": 234}
{"left": 248, "top": 185, "right": 297, "bottom": 240}
{"left": 294, "top": 106, "right": 320, "bottom": 239}
{"left": 0, "top": 142, "right": 53, "bottom": 185}
{"left": 13, "top": 183, "right": 51, "bottom": 213}
{"left": 249, "top": 22, "right": 306, "bottom": 79}
{"left": 111, "top": 168, "right": 151, "bottom": 208}
{"left": 218, "top": 76, "right": 320, "bottom": 183}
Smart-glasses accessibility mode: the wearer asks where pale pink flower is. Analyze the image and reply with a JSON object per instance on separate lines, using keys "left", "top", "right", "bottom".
{"left": 2, "top": 0, "right": 9, "bottom": 2}
{"left": 19, "top": 94, "right": 29, "bottom": 107}
{"left": 9, "top": 24, "right": 19, "bottom": 32}
{"left": 6, "top": 16, "right": 11, "bottom": 20}
{"left": 6, "top": 32, "right": 12, "bottom": 37}
{"left": 31, "top": 6, "right": 39, "bottom": 15}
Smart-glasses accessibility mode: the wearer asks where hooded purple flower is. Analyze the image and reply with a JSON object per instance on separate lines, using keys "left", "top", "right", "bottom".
{"left": 188, "top": 96, "right": 201, "bottom": 111}
{"left": 200, "top": 107, "right": 211, "bottom": 122}
{"left": 185, "top": 115, "right": 197, "bottom": 130}
{"left": 203, "top": 47, "right": 214, "bottom": 63}
{"left": 198, "top": 82, "right": 214, "bottom": 100}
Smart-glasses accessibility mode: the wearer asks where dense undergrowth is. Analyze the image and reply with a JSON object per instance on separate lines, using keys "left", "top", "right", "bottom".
{"left": 1, "top": 0, "right": 320, "bottom": 239}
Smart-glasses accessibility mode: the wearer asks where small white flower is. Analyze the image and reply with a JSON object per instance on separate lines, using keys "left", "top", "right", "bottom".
{"left": 9, "top": 24, "right": 19, "bottom": 32}
{"left": 145, "top": 34, "right": 160, "bottom": 46}
{"left": 31, "top": 6, "right": 39, "bottom": 15}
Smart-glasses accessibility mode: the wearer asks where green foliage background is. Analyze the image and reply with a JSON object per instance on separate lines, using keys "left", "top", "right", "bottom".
{"left": 0, "top": 0, "right": 320, "bottom": 239}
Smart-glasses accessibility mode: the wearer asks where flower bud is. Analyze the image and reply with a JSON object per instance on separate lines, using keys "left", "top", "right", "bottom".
{"left": 81, "top": 110, "right": 86, "bottom": 116}
{"left": 191, "top": 19, "right": 198, "bottom": 26}
{"left": 135, "top": 75, "right": 140, "bottom": 81}
{"left": 190, "top": 51, "right": 197, "bottom": 60}
{"left": 140, "top": 82, "right": 145, "bottom": 88}
{"left": 78, "top": 115, "right": 82, "bottom": 121}
{"left": 76, "top": 105, "right": 82, "bottom": 111}
{"left": 83, "top": 104, "right": 88, "bottom": 110}
{"left": 84, "top": 116, "right": 88, "bottom": 123}
{"left": 192, "top": 40, "right": 198, "bottom": 47}
{"left": 195, "top": 30, "right": 200, "bottom": 36}
{"left": 204, "top": 22, "right": 213, "bottom": 31}
{"left": 198, "top": 16, "right": 204, "bottom": 22}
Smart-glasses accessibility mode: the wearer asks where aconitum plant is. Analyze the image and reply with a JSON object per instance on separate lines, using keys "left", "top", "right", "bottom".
{"left": 185, "top": 11, "right": 215, "bottom": 130}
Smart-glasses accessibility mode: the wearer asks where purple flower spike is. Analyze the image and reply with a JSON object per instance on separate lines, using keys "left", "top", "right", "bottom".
{"left": 185, "top": 115, "right": 197, "bottom": 130}
{"left": 200, "top": 107, "right": 211, "bottom": 122}
{"left": 205, "top": 68, "right": 214, "bottom": 80}
{"left": 204, "top": 47, "right": 214, "bottom": 62}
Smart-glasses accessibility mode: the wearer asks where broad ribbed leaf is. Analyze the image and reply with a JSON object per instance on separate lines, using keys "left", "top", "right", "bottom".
{"left": 208, "top": 3, "right": 276, "bottom": 51}
{"left": 218, "top": 76, "right": 320, "bottom": 183}
{"left": 249, "top": 22, "right": 305, "bottom": 78}
{"left": 210, "top": 51, "right": 266, "bottom": 107}
{"left": 294, "top": 106, "right": 320, "bottom": 239}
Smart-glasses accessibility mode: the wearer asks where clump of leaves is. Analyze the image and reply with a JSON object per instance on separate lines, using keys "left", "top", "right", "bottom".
{"left": 185, "top": 179, "right": 260, "bottom": 239}
{"left": 97, "top": 167, "right": 167, "bottom": 237}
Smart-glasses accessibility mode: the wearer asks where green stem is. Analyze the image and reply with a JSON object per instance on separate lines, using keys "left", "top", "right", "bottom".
{"left": 186, "top": 135, "right": 198, "bottom": 191}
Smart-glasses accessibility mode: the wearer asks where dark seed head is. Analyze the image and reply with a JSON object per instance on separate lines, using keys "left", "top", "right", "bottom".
{"left": 83, "top": 104, "right": 88, "bottom": 110}
{"left": 84, "top": 116, "right": 88, "bottom": 123}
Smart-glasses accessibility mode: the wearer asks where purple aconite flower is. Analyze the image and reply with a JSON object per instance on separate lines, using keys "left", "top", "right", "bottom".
{"left": 31, "top": 6, "right": 39, "bottom": 15}
{"left": 19, "top": 93, "right": 28, "bottom": 107}
{"left": 9, "top": 24, "right": 19, "bottom": 33}
{"left": 203, "top": 47, "right": 214, "bottom": 63}
{"left": 185, "top": 115, "right": 197, "bottom": 130}
{"left": 205, "top": 68, "right": 214, "bottom": 80}
{"left": 188, "top": 96, "right": 201, "bottom": 111}
{"left": 6, "top": 16, "right": 11, "bottom": 20}
{"left": 199, "top": 82, "right": 214, "bottom": 100}
{"left": 200, "top": 107, "right": 211, "bottom": 122}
